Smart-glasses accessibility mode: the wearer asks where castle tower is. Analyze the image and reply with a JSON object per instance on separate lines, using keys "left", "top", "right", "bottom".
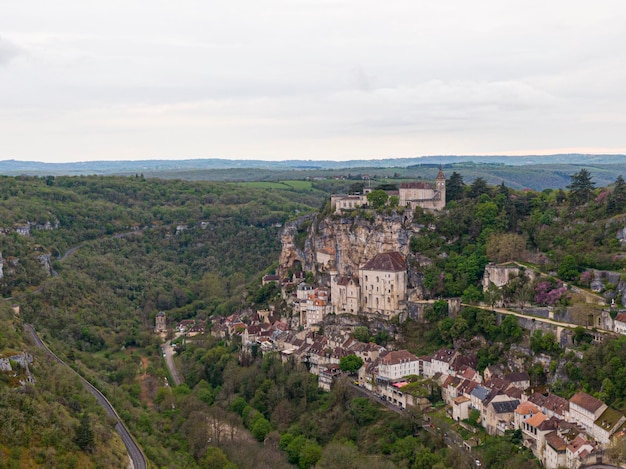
{"left": 155, "top": 311, "right": 166, "bottom": 333}
{"left": 435, "top": 165, "right": 446, "bottom": 209}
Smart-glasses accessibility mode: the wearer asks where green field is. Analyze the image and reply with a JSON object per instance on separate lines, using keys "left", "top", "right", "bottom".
{"left": 236, "top": 180, "right": 315, "bottom": 190}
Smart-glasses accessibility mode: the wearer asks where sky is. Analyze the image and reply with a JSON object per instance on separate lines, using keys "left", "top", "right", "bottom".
{"left": 1, "top": 1, "right": 626, "bottom": 163}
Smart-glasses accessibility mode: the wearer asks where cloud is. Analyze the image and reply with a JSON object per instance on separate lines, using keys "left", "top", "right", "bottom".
{"left": 0, "top": 37, "right": 21, "bottom": 65}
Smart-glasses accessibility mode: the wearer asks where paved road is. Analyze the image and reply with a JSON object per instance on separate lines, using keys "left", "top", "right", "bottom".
{"left": 25, "top": 324, "right": 147, "bottom": 469}
{"left": 162, "top": 338, "right": 183, "bottom": 386}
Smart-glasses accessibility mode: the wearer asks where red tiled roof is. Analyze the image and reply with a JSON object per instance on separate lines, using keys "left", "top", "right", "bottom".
{"left": 545, "top": 432, "right": 567, "bottom": 452}
{"left": 381, "top": 349, "right": 418, "bottom": 366}
{"left": 570, "top": 392, "right": 606, "bottom": 413}
{"left": 526, "top": 412, "right": 548, "bottom": 428}
{"left": 528, "top": 392, "right": 569, "bottom": 415}
{"left": 362, "top": 252, "right": 407, "bottom": 272}
{"left": 515, "top": 402, "right": 539, "bottom": 415}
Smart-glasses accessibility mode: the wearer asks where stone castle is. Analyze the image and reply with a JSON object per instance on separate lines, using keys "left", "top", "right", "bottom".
{"left": 330, "top": 168, "right": 446, "bottom": 214}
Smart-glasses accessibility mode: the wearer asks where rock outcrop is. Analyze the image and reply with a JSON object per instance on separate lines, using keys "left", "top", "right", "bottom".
{"left": 279, "top": 211, "right": 419, "bottom": 278}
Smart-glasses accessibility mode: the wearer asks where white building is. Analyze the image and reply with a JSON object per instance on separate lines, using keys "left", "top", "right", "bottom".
{"left": 359, "top": 251, "right": 407, "bottom": 318}
{"left": 377, "top": 350, "right": 419, "bottom": 382}
{"left": 569, "top": 392, "right": 607, "bottom": 434}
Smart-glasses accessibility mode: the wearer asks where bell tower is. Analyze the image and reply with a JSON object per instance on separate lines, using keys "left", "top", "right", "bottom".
{"left": 435, "top": 165, "right": 446, "bottom": 209}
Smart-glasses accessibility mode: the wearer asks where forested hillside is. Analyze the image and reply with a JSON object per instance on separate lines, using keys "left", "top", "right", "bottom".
{"left": 2, "top": 169, "right": 626, "bottom": 468}
{"left": 0, "top": 175, "right": 326, "bottom": 468}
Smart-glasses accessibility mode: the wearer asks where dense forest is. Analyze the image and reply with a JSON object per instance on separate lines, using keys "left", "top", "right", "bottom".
{"left": 2, "top": 168, "right": 626, "bottom": 468}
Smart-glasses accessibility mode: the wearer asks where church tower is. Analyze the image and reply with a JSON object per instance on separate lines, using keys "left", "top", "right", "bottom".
{"left": 155, "top": 311, "right": 167, "bottom": 333}
{"left": 435, "top": 165, "right": 446, "bottom": 210}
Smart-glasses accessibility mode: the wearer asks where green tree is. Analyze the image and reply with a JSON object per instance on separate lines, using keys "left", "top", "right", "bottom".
{"left": 250, "top": 416, "right": 272, "bottom": 442}
{"left": 317, "top": 442, "right": 360, "bottom": 469}
{"left": 573, "top": 326, "right": 592, "bottom": 345}
{"left": 298, "top": 441, "right": 322, "bottom": 469}
{"left": 607, "top": 175, "right": 626, "bottom": 215}
{"left": 200, "top": 447, "right": 234, "bottom": 469}
{"left": 339, "top": 354, "right": 364, "bottom": 373}
{"left": 349, "top": 397, "right": 379, "bottom": 425}
{"left": 353, "top": 326, "right": 370, "bottom": 342}
{"left": 567, "top": 168, "right": 595, "bottom": 205}
{"left": 367, "top": 190, "right": 389, "bottom": 209}
{"left": 424, "top": 300, "right": 448, "bottom": 322}
{"left": 446, "top": 172, "right": 465, "bottom": 202}
{"left": 74, "top": 413, "right": 94, "bottom": 452}
{"left": 530, "top": 330, "right": 560, "bottom": 354}
{"left": 468, "top": 177, "right": 490, "bottom": 199}
{"left": 483, "top": 283, "right": 502, "bottom": 309}
{"left": 558, "top": 254, "right": 579, "bottom": 281}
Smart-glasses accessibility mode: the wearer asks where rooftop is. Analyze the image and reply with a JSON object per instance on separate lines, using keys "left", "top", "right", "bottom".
{"left": 515, "top": 401, "right": 539, "bottom": 415}
{"left": 525, "top": 412, "right": 548, "bottom": 428}
{"left": 594, "top": 406, "right": 625, "bottom": 431}
{"left": 381, "top": 349, "right": 418, "bottom": 366}
{"left": 361, "top": 251, "right": 407, "bottom": 272}
{"left": 491, "top": 399, "right": 520, "bottom": 414}
{"left": 545, "top": 432, "right": 567, "bottom": 452}
{"left": 570, "top": 392, "right": 606, "bottom": 413}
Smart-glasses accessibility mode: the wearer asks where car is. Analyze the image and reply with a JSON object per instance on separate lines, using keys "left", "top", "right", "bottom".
{"left": 475, "top": 460, "right": 481, "bottom": 467}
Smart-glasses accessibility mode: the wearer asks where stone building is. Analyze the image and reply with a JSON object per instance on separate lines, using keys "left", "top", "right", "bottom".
{"left": 359, "top": 251, "right": 407, "bottom": 318}
{"left": 329, "top": 271, "right": 361, "bottom": 314}
{"left": 398, "top": 167, "right": 446, "bottom": 211}
{"left": 482, "top": 262, "right": 536, "bottom": 292}
{"left": 331, "top": 168, "right": 446, "bottom": 214}
{"left": 155, "top": 311, "right": 167, "bottom": 333}
{"left": 377, "top": 350, "right": 420, "bottom": 382}
{"left": 330, "top": 189, "right": 371, "bottom": 214}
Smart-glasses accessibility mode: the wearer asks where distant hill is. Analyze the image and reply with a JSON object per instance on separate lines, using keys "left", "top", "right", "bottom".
{"left": 2, "top": 154, "right": 626, "bottom": 190}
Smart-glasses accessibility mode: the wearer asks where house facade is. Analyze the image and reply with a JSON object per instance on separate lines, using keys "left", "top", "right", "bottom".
{"left": 359, "top": 252, "right": 407, "bottom": 318}
{"left": 377, "top": 350, "right": 419, "bottom": 382}
{"left": 329, "top": 273, "right": 361, "bottom": 314}
{"left": 569, "top": 392, "right": 607, "bottom": 433}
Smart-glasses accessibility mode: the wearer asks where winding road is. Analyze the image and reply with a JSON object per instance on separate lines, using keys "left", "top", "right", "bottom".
{"left": 24, "top": 324, "right": 147, "bottom": 469}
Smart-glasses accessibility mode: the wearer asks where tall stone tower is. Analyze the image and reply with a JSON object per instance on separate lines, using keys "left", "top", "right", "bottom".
{"left": 435, "top": 166, "right": 446, "bottom": 209}
{"left": 155, "top": 311, "right": 166, "bottom": 333}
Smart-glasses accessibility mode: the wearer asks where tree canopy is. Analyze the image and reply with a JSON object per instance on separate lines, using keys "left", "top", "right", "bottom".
{"left": 567, "top": 169, "right": 595, "bottom": 205}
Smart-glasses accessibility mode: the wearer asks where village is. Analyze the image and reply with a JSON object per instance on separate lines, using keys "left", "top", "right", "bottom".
{"left": 158, "top": 176, "right": 626, "bottom": 469}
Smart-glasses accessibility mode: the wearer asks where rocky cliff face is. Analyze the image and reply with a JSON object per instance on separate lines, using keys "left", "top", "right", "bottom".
{"left": 279, "top": 211, "right": 420, "bottom": 278}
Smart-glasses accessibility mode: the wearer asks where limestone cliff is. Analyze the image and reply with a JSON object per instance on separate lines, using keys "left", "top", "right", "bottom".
{"left": 279, "top": 211, "right": 420, "bottom": 279}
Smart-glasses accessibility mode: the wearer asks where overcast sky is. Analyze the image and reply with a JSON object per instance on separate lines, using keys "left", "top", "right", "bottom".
{"left": 1, "top": 1, "right": 625, "bottom": 162}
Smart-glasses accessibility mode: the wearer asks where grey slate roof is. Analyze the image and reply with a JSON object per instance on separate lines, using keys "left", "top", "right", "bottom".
{"left": 471, "top": 385, "right": 491, "bottom": 402}
{"left": 491, "top": 399, "right": 521, "bottom": 414}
